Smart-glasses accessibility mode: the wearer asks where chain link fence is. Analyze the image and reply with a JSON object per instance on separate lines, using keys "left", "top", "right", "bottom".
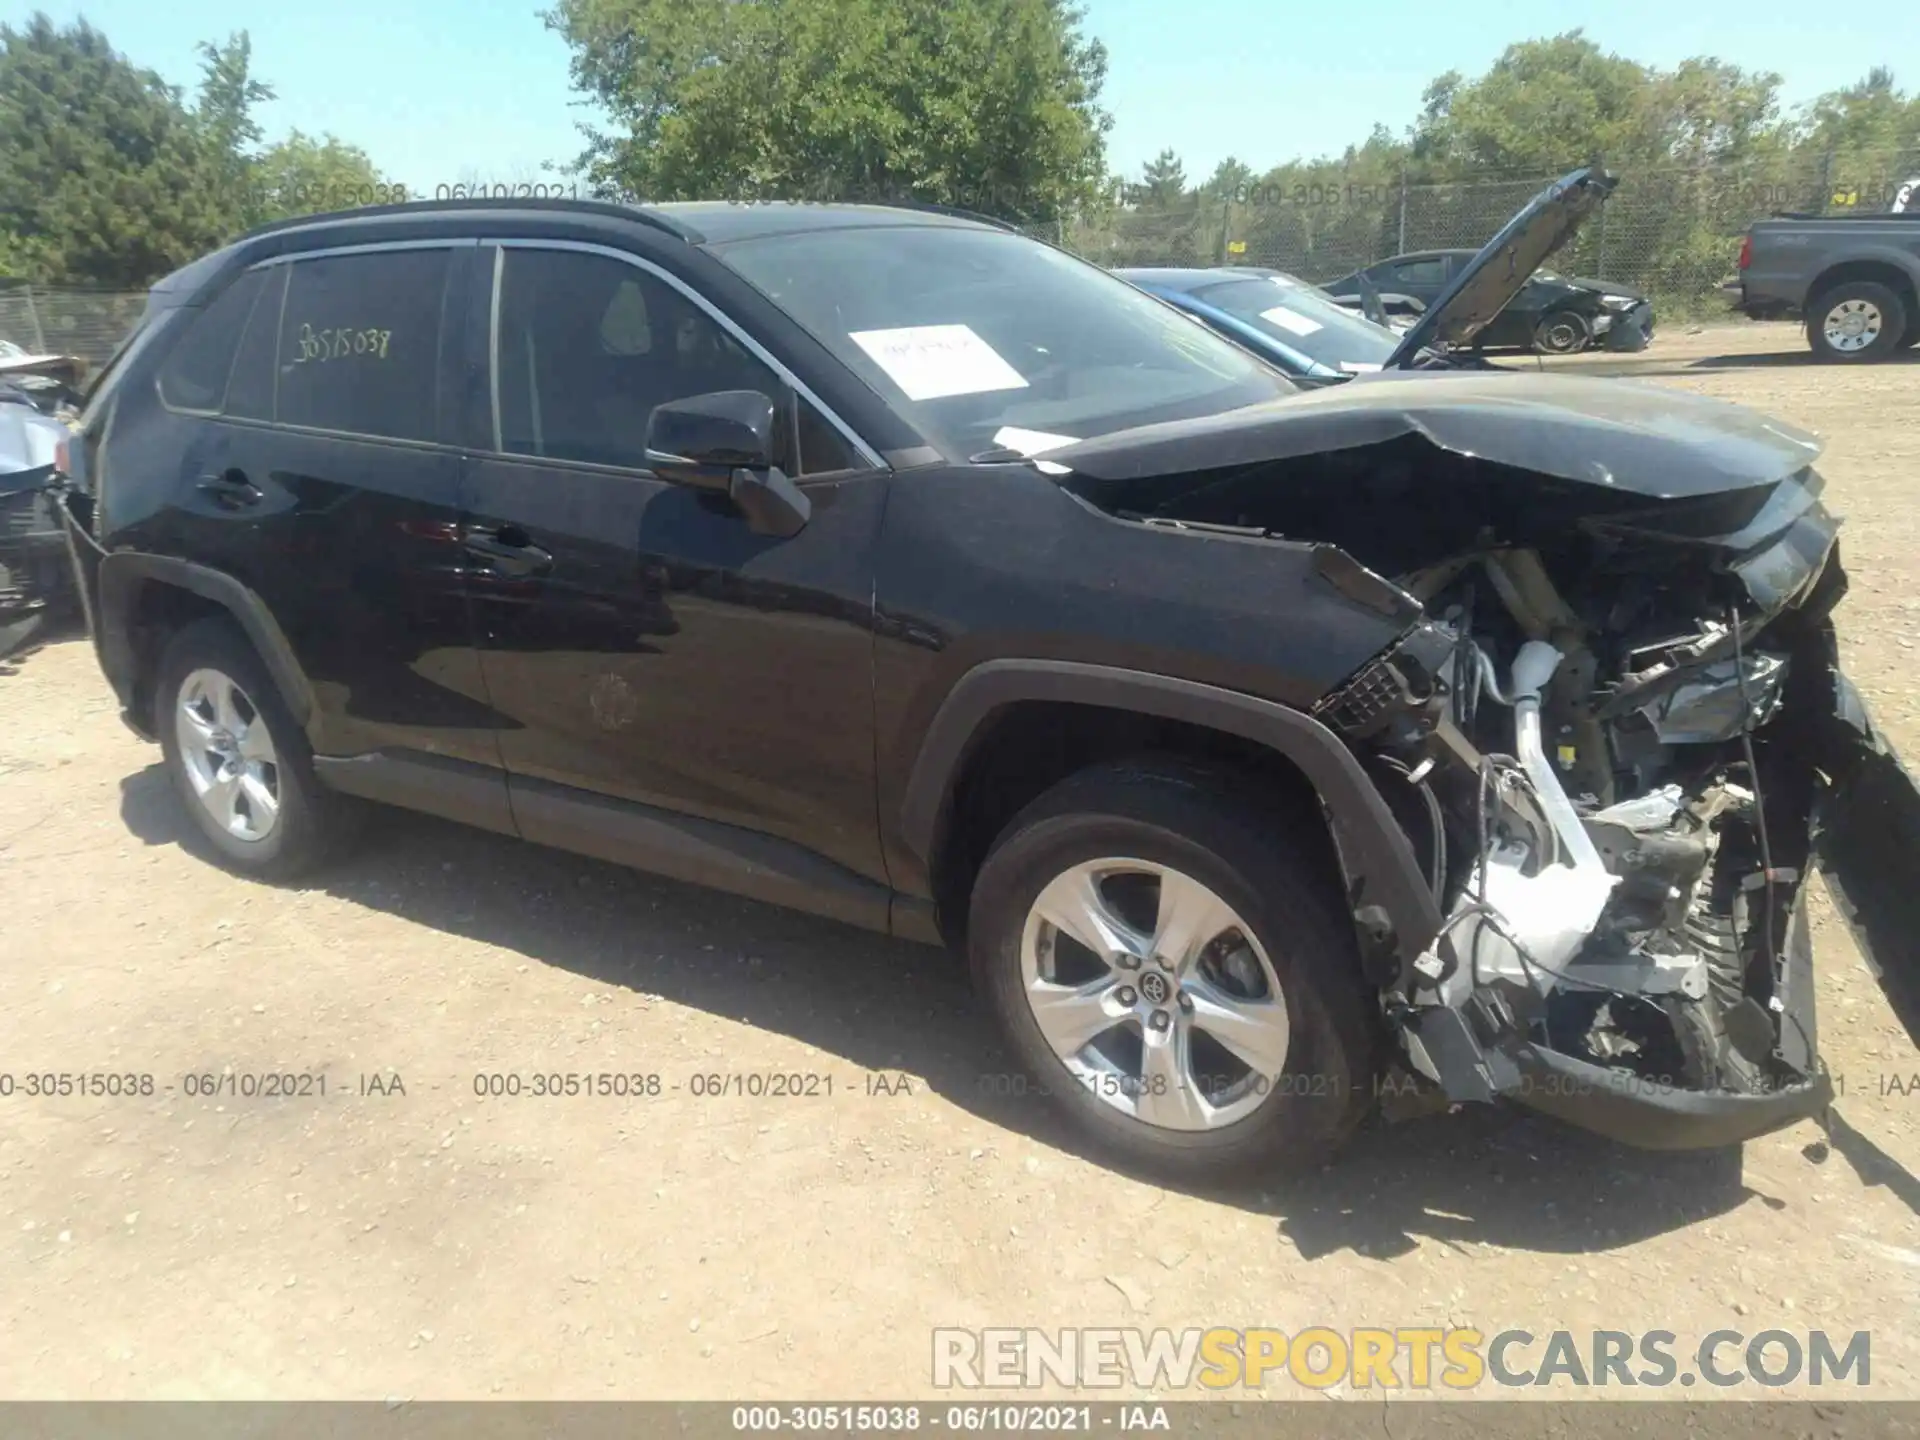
{"left": 1049, "top": 149, "right": 1920, "bottom": 317}
{"left": 0, "top": 283, "right": 148, "bottom": 368}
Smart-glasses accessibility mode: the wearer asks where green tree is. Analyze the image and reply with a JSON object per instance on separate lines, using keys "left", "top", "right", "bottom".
{"left": 250, "top": 131, "right": 387, "bottom": 222}
{"left": 546, "top": 0, "right": 1111, "bottom": 223}
{"left": 1410, "top": 32, "right": 1660, "bottom": 175}
{"left": 1202, "top": 157, "right": 1253, "bottom": 198}
{"left": 1798, "top": 68, "right": 1920, "bottom": 206}
{"left": 1136, "top": 147, "right": 1187, "bottom": 206}
{"left": 194, "top": 33, "right": 273, "bottom": 164}
{"left": 192, "top": 30, "right": 276, "bottom": 228}
{"left": 0, "top": 14, "right": 230, "bottom": 285}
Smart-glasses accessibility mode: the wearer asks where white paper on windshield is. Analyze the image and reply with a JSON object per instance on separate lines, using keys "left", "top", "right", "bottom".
{"left": 1267, "top": 275, "right": 1299, "bottom": 288}
{"left": 849, "top": 324, "right": 1028, "bottom": 401}
{"left": 1259, "top": 305, "right": 1323, "bottom": 337}
{"left": 1339, "top": 361, "right": 1383, "bottom": 373}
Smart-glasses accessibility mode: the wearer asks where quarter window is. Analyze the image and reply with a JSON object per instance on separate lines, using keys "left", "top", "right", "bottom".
{"left": 156, "top": 267, "right": 268, "bottom": 412}
{"left": 223, "top": 265, "right": 286, "bottom": 422}
{"left": 275, "top": 248, "right": 456, "bottom": 442}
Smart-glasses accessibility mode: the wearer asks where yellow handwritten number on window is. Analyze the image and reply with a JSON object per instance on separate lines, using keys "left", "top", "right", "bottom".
{"left": 292, "top": 323, "right": 393, "bottom": 364}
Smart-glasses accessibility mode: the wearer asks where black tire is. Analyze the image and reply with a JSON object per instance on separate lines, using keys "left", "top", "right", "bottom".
{"left": 1532, "top": 309, "right": 1592, "bottom": 354}
{"left": 155, "top": 616, "right": 356, "bottom": 880}
{"left": 1806, "top": 280, "right": 1909, "bottom": 363}
{"left": 1897, "top": 309, "right": 1920, "bottom": 350}
{"left": 967, "top": 759, "right": 1378, "bottom": 1182}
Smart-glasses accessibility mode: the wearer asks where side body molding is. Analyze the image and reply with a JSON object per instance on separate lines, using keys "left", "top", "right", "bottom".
{"left": 897, "top": 659, "right": 1443, "bottom": 968}
{"left": 96, "top": 552, "right": 317, "bottom": 737}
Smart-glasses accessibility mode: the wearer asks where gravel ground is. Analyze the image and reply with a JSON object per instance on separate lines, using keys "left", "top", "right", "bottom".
{"left": 2, "top": 322, "right": 1917, "bottom": 1402}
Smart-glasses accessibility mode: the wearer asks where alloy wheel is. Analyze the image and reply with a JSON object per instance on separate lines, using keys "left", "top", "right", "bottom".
{"left": 175, "top": 667, "right": 281, "bottom": 842}
{"left": 1019, "top": 858, "right": 1290, "bottom": 1131}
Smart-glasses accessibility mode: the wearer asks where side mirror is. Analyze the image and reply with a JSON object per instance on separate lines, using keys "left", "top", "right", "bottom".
{"left": 645, "top": 389, "right": 777, "bottom": 486}
{"left": 643, "top": 389, "right": 810, "bottom": 538}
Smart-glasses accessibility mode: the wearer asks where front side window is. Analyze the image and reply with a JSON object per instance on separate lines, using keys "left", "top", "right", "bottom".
{"left": 493, "top": 248, "right": 855, "bottom": 474}
{"left": 275, "top": 248, "right": 456, "bottom": 442}
{"left": 711, "top": 226, "right": 1293, "bottom": 462}
{"left": 1387, "top": 257, "right": 1447, "bottom": 287}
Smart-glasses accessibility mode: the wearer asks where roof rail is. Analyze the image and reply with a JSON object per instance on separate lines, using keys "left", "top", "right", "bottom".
{"left": 862, "top": 200, "right": 1019, "bottom": 232}
{"left": 236, "top": 195, "right": 695, "bottom": 244}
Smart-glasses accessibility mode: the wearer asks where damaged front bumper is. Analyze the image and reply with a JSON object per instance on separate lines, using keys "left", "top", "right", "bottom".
{"left": 1405, "top": 894, "right": 1833, "bottom": 1149}
{"left": 1593, "top": 302, "right": 1655, "bottom": 352}
{"left": 1368, "top": 544, "right": 1914, "bottom": 1151}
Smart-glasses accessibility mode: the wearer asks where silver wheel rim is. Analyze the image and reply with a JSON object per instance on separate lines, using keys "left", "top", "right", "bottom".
{"left": 1019, "top": 858, "right": 1290, "bottom": 1132}
{"left": 1824, "top": 299, "right": 1883, "bottom": 352}
{"left": 175, "top": 667, "right": 281, "bottom": 842}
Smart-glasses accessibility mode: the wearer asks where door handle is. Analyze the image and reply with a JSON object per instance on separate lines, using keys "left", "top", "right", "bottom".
{"left": 196, "top": 469, "right": 262, "bottom": 508}
{"left": 463, "top": 526, "right": 553, "bottom": 577}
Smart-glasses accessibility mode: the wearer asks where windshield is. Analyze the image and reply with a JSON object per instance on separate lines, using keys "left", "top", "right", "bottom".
{"left": 1186, "top": 276, "right": 1401, "bottom": 371}
{"left": 711, "top": 226, "right": 1294, "bottom": 459}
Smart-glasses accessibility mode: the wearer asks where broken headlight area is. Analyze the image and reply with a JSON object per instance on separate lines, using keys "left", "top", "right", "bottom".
{"left": 1308, "top": 516, "right": 1854, "bottom": 1142}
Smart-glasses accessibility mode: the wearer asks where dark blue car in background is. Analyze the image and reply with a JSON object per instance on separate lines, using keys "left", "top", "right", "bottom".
{"left": 1120, "top": 166, "right": 1651, "bottom": 379}
{"left": 1117, "top": 266, "right": 1410, "bottom": 384}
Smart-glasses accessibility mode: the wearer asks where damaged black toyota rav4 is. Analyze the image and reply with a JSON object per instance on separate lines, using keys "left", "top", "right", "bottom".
{"left": 60, "top": 172, "right": 1920, "bottom": 1180}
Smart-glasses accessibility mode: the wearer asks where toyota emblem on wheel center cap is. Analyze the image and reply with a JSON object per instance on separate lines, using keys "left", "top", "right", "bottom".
{"left": 1139, "top": 971, "right": 1172, "bottom": 1006}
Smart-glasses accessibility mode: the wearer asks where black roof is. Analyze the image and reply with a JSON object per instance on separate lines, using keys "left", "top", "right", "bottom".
{"left": 239, "top": 196, "right": 1011, "bottom": 249}
{"left": 648, "top": 200, "right": 1012, "bottom": 243}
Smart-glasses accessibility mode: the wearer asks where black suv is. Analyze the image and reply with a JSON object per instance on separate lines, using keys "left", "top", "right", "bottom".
{"left": 60, "top": 197, "right": 1919, "bottom": 1180}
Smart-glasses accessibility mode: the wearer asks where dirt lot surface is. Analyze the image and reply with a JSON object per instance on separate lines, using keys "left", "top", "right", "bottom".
{"left": 3, "top": 322, "right": 1919, "bottom": 1403}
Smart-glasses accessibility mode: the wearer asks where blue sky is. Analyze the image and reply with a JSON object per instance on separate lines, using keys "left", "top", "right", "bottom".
{"left": 7, "top": 0, "right": 1910, "bottom": 192}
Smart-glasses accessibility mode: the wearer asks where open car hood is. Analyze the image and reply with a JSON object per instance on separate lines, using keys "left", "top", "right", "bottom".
{"left": 1044, "top": 370, "right": 1824, "bottom": 499}
{"left": 1384, "top": 166, "right": 1618, "bottom": 369}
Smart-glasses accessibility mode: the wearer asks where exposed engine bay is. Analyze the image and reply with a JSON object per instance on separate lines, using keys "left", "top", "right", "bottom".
{"left": 1337, "top": 542, "right": 1827, "bottom": 1105}
{"left": 1052, "top": 399, "right": 1920, "bottom": 1142}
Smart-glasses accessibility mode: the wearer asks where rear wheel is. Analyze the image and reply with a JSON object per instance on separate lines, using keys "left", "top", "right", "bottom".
{"left": 1807, "top": 280, "right": 1908, "bottom": 362}
{"left": 967, "top": 760, "right": 1377, "bottom": 1181}
{"left": 156, "top": 618, "right": 356, "bottom": 879}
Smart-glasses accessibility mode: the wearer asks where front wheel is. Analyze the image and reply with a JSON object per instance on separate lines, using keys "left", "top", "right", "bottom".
{"left": 967, "top": 760, "right": 1377, "bottom": 1182}
{"left": 1533, "top": 310, "right": 1592, "bottom": 354}
{"left": 1807, "top": 280, "right": 1908, "bottom": 362}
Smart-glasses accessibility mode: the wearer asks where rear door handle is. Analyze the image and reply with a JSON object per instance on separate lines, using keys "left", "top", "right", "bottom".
{"left": 196, "top": 469, "right": 262, "bottom": 508}
{"left": 463, "top": 525, "right": 553, "bottom": 577}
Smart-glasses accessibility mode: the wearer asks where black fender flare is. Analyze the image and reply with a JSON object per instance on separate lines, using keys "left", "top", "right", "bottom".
{"left": 97, "top": 552, "right": 315, "bottom": 731}
{"left": 898, "top": 659, "right": 1443, "bottom": 971}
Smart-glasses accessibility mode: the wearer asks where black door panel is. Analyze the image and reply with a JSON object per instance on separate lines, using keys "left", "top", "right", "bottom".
{"left": 461, "top": 244, "right": 888, "bottom": 884}
{"left": 150, "top": 243, "right": 501, "bottom": 770}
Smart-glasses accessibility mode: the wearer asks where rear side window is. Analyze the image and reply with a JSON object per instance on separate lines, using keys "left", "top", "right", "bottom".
{"left": 156, "top": 268, "right": 268, "bottom": 412}
{"left": 275, "top": 249, "right": 456, "bottom": 442}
